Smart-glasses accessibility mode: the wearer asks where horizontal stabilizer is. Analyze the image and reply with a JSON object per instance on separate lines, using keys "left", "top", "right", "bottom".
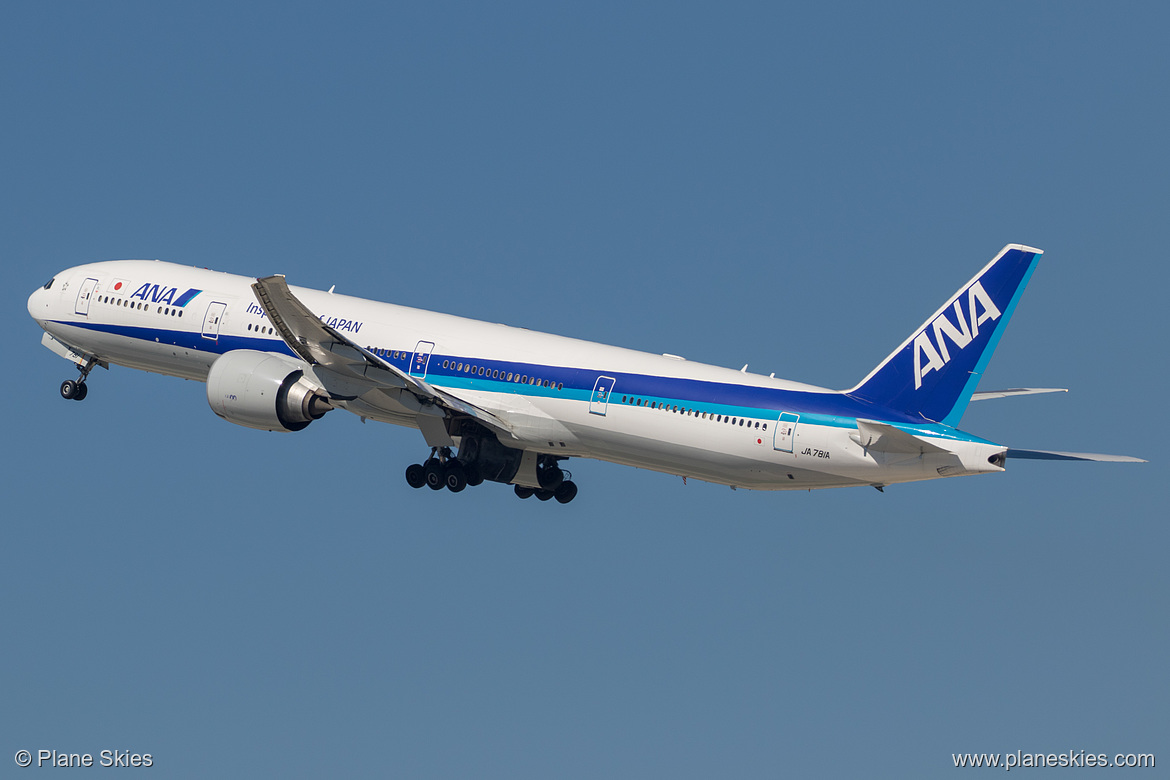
{"left": 853, "top": 419, "right": 950, "bottom": 455}
{"left": 971, "top": 387, "right": 1068, "bottom": 401}
{"left": 1006, "top": 449, "right": 1146, "bottom": 463}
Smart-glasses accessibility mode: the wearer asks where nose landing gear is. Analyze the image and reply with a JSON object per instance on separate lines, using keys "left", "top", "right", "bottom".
{"left": 60, "top": 358, "right": 98, "bottom": 401}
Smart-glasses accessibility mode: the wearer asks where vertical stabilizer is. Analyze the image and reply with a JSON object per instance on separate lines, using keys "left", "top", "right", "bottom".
{"left": 846, "top": 244, "right": 1043, "bottom": 426}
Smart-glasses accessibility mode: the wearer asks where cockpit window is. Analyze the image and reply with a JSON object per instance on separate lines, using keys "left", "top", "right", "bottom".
{"left": 43, "top": 277, "right": 55, "bottom": 290}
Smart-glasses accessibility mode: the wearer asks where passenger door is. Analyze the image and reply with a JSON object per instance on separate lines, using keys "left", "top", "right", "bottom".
{"left": 74, "top": 278, "right": 98, "bottom": 316}
{"left": 202, "top": 302, "right": 227, "bottom": 340}
{"left": 773, "top": 412, "right": 799, "bottom": 453}
{"left": 589, "top": 375, "right": 616, "bottom": 416}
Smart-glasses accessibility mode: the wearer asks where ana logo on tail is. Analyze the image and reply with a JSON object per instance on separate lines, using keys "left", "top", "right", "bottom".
{"left": 913, "top": 281, "right": 1001, "bottom": 389}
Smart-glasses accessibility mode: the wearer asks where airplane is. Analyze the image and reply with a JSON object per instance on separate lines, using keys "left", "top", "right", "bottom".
{"left": 26, "top": 244, "right": 1143, "bottom": 503}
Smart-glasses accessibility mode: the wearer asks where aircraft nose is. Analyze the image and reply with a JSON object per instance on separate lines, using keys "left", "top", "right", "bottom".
{"left": 28, "top": 283, "right": 49, "bottom": 324}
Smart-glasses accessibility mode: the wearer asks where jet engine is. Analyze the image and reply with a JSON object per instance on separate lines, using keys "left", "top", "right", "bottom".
{"left": 206, "top": 350, "right": 331, "bottom": 432}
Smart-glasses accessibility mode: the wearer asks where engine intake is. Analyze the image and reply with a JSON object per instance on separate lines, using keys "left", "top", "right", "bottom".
{"left": 206, "top": 350, "right": 331, "bottom": 432}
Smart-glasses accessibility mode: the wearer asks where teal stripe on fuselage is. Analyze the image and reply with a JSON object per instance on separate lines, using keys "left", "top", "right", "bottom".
{"left": 59, "top": 319, "right": 996, "bottom": 447}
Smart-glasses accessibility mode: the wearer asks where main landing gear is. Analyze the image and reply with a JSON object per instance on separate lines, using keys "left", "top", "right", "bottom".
{"left": 60, "top": 358, "right": 98, "bottom": 401}
{"left": 404, "top": 448, "right": 578, "bottom": 504}
{"left": 405, "top": 448, "right": 486, "bottom": 495}
{"left": 513, "top": 458, "right": 577, "bottom": 504}
{"left": 514, "top": 480, "right": 578, "bottom": 504}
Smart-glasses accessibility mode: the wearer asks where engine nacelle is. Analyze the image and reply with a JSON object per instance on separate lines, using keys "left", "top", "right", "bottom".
{"left": 206, "top": 350, "right": 331, "bottom": 432}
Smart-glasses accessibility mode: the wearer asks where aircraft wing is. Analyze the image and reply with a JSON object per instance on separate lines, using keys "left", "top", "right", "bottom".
{"left": 251, "top": 275, "right": 512, "bottom": 434}
{"left": 970, "top": 387, "right": 1068, "bottom": 401}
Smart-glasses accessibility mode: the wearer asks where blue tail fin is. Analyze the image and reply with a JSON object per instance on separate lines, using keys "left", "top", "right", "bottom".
{"left": 846, "top": 244, "right": 1043, "bottom": 426}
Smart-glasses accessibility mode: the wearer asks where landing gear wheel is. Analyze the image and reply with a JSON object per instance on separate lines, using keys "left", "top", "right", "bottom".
{"left": 423, "top": 458, "right": 445, "bottom": 491}
{"left": 60, "top": 380, "right": 78, "bottom": 400}
{"left": 465, "top": 466, "right": 484, "bottom": 487}
{"left": 445, "top": 462, "right": 467, "bottom": 493}
{"left": 537, "top": 460, "right": 564, "bottom": 491}
{"left": 554, "top": 480, "right": 578, "bottom": 504}
{"left": 405, "top": 463, "right": 426, "bottom": 489}
{"left": 535, "top": 489, "right": 554, "bottom": 501}
{"left": 514, "top": 485, "right": 534, "bottom": 500}
{"left": 73, "top": 382, "right": 88, "bottom": 401}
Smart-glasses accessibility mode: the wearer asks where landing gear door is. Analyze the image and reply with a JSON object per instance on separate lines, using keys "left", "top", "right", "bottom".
{"left": 589, "top": 375, "right": 616, "bottom": 416}
{"left": 74, "top": 277, "right": 98, "bottom": 316}
{"left": 773, "top": 412, "right": 799, "bottom": 453}
{"left": 202, "top": 301, "right": 227, "bottom": 340}
{"left": 411, "top": 341, "right": 435, "bottom": 378}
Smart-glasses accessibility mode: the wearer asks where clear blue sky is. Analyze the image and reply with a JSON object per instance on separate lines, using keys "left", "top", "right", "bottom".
{"left": 3, "top": 3, "right": 1165, "bottom": 777}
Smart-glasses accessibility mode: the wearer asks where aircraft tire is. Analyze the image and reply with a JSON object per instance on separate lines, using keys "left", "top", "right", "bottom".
{"left": 554, "top": 480, "right": 577, "bottom": 504}
{"left": 73, "top": 382, "right": 88, "bottom": 401}
{"left": 405, "top": 463, "right": 426, "bottom": 489}
{"left": 465, "top": 465, "right": 484, "bottom": 487}
{"left": 424, "top": 459, "right": 445, "bottom": 490}
{"left": 60, "top": 380, "right": 77, "bottom": 400}
{"left": 514, "top": 485, "right": 534, "bottom": 499}
{"left": 537, "top": 462, "right": 563, "bottom": 491}
{"left": 535, "top": 489, "right": 554, "bottom": 501}
{"left": 445, "top": 463, "right": 467, "bottom": 493}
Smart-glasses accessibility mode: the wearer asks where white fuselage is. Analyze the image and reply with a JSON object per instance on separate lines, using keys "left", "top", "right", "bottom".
{"left": 28, "top": 260, "right": 1006, "bottom": 491}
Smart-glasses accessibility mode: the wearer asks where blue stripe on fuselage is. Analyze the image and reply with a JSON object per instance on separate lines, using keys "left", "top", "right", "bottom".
{"left": 54, "top": 319, "right": 995, "bottom": 446}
